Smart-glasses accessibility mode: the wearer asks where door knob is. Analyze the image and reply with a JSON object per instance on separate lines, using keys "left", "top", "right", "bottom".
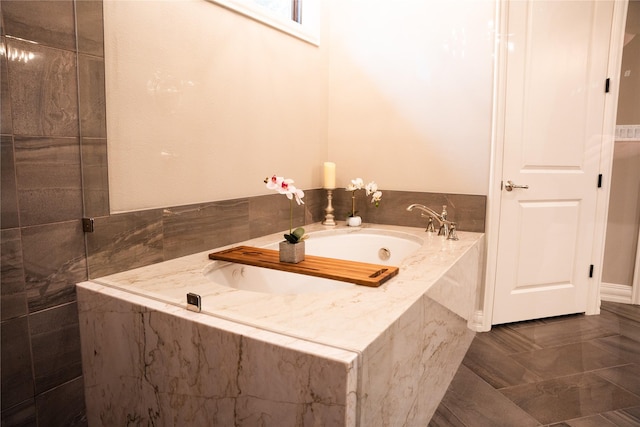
{"left": 504, "top": 180, "right": 529, "bottom": 192}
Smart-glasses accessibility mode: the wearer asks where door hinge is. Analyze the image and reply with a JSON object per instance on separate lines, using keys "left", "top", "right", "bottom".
{"left": 82, "top": 217, "right": 95, "bottom": 233}
{"left": 589, "top": 264, "right": 594, "bottom": 278}
{"left": 605, "top": 78, "right": 610, "bottom": 93}
{"left": 597, "top": 174, "right": 603, "bottom": 188}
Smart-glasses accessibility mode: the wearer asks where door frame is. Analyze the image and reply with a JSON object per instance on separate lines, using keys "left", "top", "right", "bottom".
{"left": 472, "top": 0, "right": 629, "bottom": 332}
{"left": 634, "top": 228, "right": 640, "bottom": 304}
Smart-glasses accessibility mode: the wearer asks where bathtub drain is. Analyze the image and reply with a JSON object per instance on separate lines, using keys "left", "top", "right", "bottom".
{"left": 378, "top": 247, "right": 391, "bottom": 261}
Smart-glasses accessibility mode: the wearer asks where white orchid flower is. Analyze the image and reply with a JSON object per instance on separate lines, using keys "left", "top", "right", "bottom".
{"left": 265, "top": 174, "right": 305, "bottom": 204}
{"left": 293, "top": 188, "right": 305, "bottom": 205}
{"left": 365, "top": 181, "right": 378, "bottom": 196}
{"left": 346, "top": 178, "right": 364, "bottom": 191}
{"left": 370, "top": 190, "right": 382, "bottom": 207}
{"left": 283, "top": 183, "right": 304, "bottom": 204}
{"left": 265, "top": 174, "right": 284, "bottom": 191}
{"left": 264, "top": 173, "right": 306, "bottom": 241}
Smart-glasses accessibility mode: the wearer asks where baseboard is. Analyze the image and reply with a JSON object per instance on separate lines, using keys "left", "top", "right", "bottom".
{"left": 600, "top": 282, "right": 633, "bottom": 304}
{"left": 468, "top": 310, "right": 491, "bottom": 332}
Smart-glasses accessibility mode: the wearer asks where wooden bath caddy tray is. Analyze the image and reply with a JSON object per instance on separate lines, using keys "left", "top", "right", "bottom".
{"left": 208, "top": 246, "right": 399, "bottom": 287}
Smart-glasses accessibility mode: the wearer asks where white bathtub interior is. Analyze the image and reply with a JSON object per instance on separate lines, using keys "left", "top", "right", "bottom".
{"left": 204, "top": 264, "right": 356, "bottom": 294}
{"left": 204, "top": 228, "right": 424, "bottom": 294}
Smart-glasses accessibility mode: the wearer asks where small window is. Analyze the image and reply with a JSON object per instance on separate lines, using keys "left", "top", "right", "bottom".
{"left": 250, "top": 0, "right": 301, "bottom": 23}
{"left": 208, "top": 0, "right": 318, "bottom": 45}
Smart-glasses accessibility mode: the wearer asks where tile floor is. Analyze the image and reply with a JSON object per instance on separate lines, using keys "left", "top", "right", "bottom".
{"left": 430, "top": 301, "right": 640, "bottom": 426}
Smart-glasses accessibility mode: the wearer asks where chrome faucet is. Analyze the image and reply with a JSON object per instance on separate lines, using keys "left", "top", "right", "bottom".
{"left": 406, "top": 204, "right": 459, "bottom": 240}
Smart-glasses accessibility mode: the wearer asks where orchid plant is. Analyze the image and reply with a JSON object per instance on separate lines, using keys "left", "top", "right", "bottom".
{"left": 265, "top": 174, "right": 307, "bottom": 243}
{"left": 346, "top": 178, "right": 382, "bottom": 217}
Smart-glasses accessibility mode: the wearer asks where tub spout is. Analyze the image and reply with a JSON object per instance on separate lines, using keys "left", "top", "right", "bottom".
{"left": 406, "top": 204, "right": 458, "bottom": 240}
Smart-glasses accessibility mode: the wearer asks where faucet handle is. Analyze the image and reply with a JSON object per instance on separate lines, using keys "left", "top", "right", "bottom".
{"left": 447, "top": 222, "right": 459, "bottom": 241}
{"left": 420, "top": 214, "right": 437, "bottom": 232}
{"left": 426, "top": 216, "right": 436, "bottom": 233}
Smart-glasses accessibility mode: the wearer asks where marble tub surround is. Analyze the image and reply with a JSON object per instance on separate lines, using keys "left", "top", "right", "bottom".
{"left": 77, "top": 284, "right": 359, "bottom": 426}
{"left": 87, "top": 223, "right": 483, "bottom": 349}
{"left": 78, "top": 223, "right": 484, "bottom": 425}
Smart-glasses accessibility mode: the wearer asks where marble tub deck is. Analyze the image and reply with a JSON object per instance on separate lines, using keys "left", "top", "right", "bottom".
{"left": 77, "top": 223, "right": 484, "bottom": 426}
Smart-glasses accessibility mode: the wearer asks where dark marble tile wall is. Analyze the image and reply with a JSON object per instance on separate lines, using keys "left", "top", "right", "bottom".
{"left": 84, "top": 189, "right": 329, "bottom": 277}
{"left": 85, "top": 188, "right": 485, "bottom": 279}
{"left": 0, "top": 1, "right": 93, "bottom": 425}
{"left": 86, "top": 209, "right": 164, "bottom": 278}
{"left": 331, "top": 189, "right": 486, "bottom": 233}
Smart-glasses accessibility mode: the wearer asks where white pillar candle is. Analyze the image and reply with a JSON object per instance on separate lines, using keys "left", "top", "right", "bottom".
{"left": 323, "top": 162, "right": 336, "bottom": 189}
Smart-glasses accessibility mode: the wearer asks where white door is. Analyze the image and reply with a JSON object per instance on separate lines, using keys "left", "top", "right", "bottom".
{"left": 492, "top": 0, "right": 615, "bottom": 325}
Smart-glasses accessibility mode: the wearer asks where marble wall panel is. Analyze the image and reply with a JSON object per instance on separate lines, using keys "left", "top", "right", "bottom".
{"left": 359, "top": 297, "right": 475, "bottom": 426}
{"left": 1, "top": 0, "right": 94, "bottom": 423}
{"left": 80, "top": 295, "right": 240, "bottom": 425}
{"left": 78, "top": 54, "right": 106, "bottom": 138}
{"left": 6, "top": 39, "right": 78, "bottom": 137}
{"left": 86, "top": 210, "right": 164, "bottom": 278}
{"left": 332, "top": 189, "right": 486, "bottom": 233}
{"left": 247, "top": 189, "right": 326, "bottom": 240}
{"left": 0, "top": 399, "right": 37, "bottom": 427}
{"left": 35, "top": 376, "right": 87, "bottom": 427}
{"left": 301, "top": 188, "right": 328, "bottom": 225}
{"left": 83, "top": 189, "right": 330, "bottom": 279}
{"left": 1, "top": 0, "right": 76, "bottom": 50}
{"left": 1, "top": 228, "right": 27, "bottom": 320}
{"left": 163, "top": 198, "right": 250, "bottom": 259}
{"left": 427, "top": 234, "right": 485, "bottom": 322}
{"left": 22, "top": 220, "right": 87, "bottom": 312}
{"left": 407, "top": 298, "right": 477, "bottom": 423}
{"left": 29, "top": 302, "right": 83, "bottom": 395}
{"left": 82, "top": 188, "right": 484, "bottom": 280}
{"left": 238, "top": 337, "right": 349, "bottom": 425}
{"left": 1, "top": 37, "right": 12, "bottom": 135}
{"left": 14, "top": 136, "right": 82, "bottom": 226}
{"left": 80, "top": 137, "right": 109, "bottom": 217}
{"left": 1, "top": 315, "right": 34, "bottom": 410}
{"left": 78, "top": 291, "right": 162, "bottom": 426}
{"left": 78, "top": 286, "right": 354, "bottom": 426}
{"left": 1, "top": 135, "right": 19, "bottom": 229}
{"left": 75, "top": 0, "right": 104, "bottom": 57}
{"left": 248, "top": 193, "right": 307, "bottom": 240}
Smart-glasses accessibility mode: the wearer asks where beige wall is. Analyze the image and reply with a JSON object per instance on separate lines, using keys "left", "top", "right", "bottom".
{"left": 104, "top": 0, "right": 330, "bottom": 212}
{"left": 327, "top": 0, "right": 494, "bottom": 195}
{"left": 105, "top": 0, "right": 495, "bottom": 213}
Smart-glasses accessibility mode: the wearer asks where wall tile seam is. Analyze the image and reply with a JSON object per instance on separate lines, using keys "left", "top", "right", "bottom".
{"left": 3, "top": 34, "right": 78, "bottom": 56}
{"left": 0, "top": 375, "right": 87, "bottom": 415}
{"left": 26, "top": 299, "right": 81, "bottom": 318}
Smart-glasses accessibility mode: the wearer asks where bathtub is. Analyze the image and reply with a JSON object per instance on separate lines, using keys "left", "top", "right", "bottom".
{"left": 77, "top": 223, "right": 484, "bottom": 426}
{"left": 204, "top": 229, "right": 423, "bottom": 294}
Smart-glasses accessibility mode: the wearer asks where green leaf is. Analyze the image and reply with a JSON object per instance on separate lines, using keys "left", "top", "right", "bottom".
{"left": 284, "top": 234, "right": 298, "bottom": 243}
{"left": 292, "top": 227, "right": 305, "bottom": 239}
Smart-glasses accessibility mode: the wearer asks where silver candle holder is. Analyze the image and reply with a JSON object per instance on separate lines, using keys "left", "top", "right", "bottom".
{"left": 322, "top": 188, "right": 336, "bottom": 226}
